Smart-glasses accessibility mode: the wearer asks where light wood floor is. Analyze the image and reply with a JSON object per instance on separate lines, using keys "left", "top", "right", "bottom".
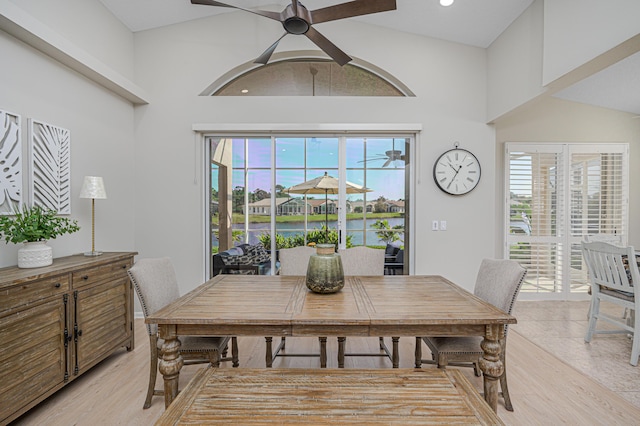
{"left": 11, "top": 309, "right": 640, "bottom": 425}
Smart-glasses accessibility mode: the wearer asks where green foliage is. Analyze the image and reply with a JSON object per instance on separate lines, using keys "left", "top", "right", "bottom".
{"left": 0, "top": 205, "right": 80, "bottom": 244}
{"left": 257, "top": 225, "right": 353, "bottom": 250}
{"left": 371, "top": 219, "right": 403, "bottom": 245}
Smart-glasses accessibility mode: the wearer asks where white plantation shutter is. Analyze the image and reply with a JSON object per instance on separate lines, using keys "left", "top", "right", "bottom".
{"left": 505, "top": 143, "right": 628, "bottom": 299}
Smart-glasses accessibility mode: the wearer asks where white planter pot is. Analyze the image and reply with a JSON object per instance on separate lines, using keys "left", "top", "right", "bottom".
{"left": 18, "top": 241, "right": 53, "bottom": 268}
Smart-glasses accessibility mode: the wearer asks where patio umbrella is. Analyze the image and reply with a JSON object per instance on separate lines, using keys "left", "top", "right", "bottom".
{"left": 285, "top": 172, "right": 372, "bottom": 238}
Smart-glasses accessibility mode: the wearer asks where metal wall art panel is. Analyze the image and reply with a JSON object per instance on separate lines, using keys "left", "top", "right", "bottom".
{"left": 0, "top": 109, "right": 22, "bottom": 215}
{"left": 28, "top": 119, "right": 71, "bottom": 214}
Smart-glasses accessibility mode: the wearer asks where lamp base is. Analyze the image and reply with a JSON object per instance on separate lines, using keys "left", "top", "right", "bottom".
{"left": 84, "top": 251, "right": 103, "bottom": 257}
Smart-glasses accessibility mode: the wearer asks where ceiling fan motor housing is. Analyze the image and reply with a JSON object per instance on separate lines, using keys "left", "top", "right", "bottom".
{"left": 282, "top": 2, "right": 312, "bottom": 34}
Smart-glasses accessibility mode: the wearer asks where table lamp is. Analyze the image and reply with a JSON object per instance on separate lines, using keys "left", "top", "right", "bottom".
{"left": 79, "top": 176, "right": 107, "bottom": 256}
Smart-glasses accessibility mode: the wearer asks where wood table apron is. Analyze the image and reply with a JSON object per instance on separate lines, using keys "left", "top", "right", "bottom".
{"left": 146, "top": 275, "right": 515, "bottom": 413}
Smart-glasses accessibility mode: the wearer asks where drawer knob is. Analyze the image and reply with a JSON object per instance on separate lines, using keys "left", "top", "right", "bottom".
{"left": 55, "top": 283, "right": 61, "bottom": 288}
{"left": 82, "top": 275, "right": 89, "bottom": 280}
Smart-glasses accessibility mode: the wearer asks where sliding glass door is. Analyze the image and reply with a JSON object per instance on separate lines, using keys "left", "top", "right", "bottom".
{"left": 208, "top": 134, "right": 411, "bottom": 277}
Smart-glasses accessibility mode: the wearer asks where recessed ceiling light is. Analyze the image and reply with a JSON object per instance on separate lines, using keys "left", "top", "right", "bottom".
{"left": 241, "top": 89, "right": 249, "bottom": 94}
{"left": 440, "top": 0, "right": 454, "bottom": 6}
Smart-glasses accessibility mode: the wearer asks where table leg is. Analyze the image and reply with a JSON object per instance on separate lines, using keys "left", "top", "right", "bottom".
{"left": 478, "top": 324, "right": 503, "bottom": 413}
{"left": 158, "top": 326, "right": 183, "bottom": 408}
{"left": 414, "top": 337, "right": 422, "bottom": 368}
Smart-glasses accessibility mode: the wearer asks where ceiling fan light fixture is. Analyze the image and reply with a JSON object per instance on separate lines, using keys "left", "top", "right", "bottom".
{"left": 440, "top": 0, "right": 454, "bottom": 6}
{"left": 283, "top": 17, "right": 310, "bottom": 34}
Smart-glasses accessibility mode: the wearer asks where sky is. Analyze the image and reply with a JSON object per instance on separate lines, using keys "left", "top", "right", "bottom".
{"left": 212, "top": 137, "right": 407, "bottom": 201}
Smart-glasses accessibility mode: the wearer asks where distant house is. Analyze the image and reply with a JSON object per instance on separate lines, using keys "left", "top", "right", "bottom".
{"left": 350, "top": 200, "right": 374, "bottom": 213}
{"left": 307, "top": 198, "right": 337, "bottom": 215}
{"left": 244, "top": 197, "right": 291, "bottom": 215}
{"left": 387, "top": 200, "right": 405, "bottom": 213}
{"left": 277, "top": 198, "right": 312, "bottom": 215}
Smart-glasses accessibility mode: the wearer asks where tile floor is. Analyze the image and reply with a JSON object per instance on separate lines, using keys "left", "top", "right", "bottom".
{"left": 511, "top": 300, "right": 640, "bottom": 408}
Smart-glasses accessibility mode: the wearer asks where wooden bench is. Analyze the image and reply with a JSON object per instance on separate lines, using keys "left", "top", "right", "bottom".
{"left": 155, "top": 368, "right": 504, "bottom": 425}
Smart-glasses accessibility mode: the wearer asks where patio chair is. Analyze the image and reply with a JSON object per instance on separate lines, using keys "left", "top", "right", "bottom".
{"left": 417, "top": 258, "right": 526, "bottom": 411}
{"left": 128, "top": 257, "right": 238, "bottom": 409}
{"left": 337, "top": 246, "right": 392, "bottom": 367}
{"left": 582, "top": 241, "right": 640, "bottom": 366}
{"left": 270, "top": 246, "right": 328, "bottom": 367}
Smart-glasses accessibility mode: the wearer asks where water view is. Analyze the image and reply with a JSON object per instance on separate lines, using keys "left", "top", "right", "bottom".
{"left": 215, "top": 217, "right": 405, "bottom": 248}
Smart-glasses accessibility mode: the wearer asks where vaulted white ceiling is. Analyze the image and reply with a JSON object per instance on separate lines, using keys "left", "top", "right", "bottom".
{"left": 98, "top": 0, "right": 640, "bottom": 115}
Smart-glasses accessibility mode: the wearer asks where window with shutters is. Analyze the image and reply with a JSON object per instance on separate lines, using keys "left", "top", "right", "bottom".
{"left": 505, "top": 143, "right": 628, "bottom": 300}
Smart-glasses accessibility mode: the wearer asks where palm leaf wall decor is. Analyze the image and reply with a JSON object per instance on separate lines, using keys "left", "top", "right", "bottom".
{"left": 0, "top": 109, "right": 22, "bottom": 215}
{"left": 29, "top": 119, "right": 71, "bottom": 214}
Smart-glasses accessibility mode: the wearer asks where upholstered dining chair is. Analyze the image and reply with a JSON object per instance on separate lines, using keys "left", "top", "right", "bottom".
{"left": 417, "top": 258, "right": 526, "bottom": 411}
{"left": 271, "top": 246, "right": 327, "bottom": 366}
{"left": 582, "top": 241, "right": 640, "bottom": 366}
{"left": 337, "top": 246, "right": 390, "bottom": 367}
{"left": 128, "top": 257, "right": 238, "bottom": 409}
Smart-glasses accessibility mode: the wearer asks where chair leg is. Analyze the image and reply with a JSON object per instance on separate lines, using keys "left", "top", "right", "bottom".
{"left": 232, "top": 336, "right": 239, "bottom": 367}
{"left": 319, "top": 337, "right": 327, "bottom": 368}
{"left": 585, "top": 296, "right": 600, "bottom": 342}
{"left": 211, "top": 349, "right": 221, "bottom": 368}
{"left": 436, "top": 353, "right": 448, "bottom": 369}
{"left": 338, "top": 337, "right": 346, "bottom": 368}
{"left": 144, "top": 335, "right": 159, "bottom": 409}
{"left": 631, "top": 310, "right": 640, "bottom": 366}
{"left": 472, "top": 361, "right": 481, "bottom": 377}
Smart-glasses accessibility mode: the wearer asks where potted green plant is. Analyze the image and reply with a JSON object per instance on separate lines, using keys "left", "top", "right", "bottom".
{"left": 0, "top": 205, "right": 80, "bottom": 268}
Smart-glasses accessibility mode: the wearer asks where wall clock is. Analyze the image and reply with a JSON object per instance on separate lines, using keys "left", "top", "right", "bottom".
{"left": 433, "top": 145, "right": 481, "bottom": 195}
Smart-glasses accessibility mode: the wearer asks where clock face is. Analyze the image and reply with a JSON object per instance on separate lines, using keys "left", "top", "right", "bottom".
{"left": 433, "top": 148, "right": 481, "bottom": 195}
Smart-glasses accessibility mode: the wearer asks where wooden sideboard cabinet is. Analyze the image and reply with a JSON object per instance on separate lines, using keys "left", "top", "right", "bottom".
{"left": 0, "top": 252, "right": 137, "bottom": 425}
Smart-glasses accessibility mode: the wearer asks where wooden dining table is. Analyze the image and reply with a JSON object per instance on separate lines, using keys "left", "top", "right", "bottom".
{"left": 146, "top": 274, "right": 516, "bottom": 413}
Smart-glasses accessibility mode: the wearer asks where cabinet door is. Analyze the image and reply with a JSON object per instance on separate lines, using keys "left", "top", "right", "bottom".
{"left": 73, "top": 272, "right": 132, "bottom": 376}
{"left": 0, "top": 297, "right": 68, "bottom": 424}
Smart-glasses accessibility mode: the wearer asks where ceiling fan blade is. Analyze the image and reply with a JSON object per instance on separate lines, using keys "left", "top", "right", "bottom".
{"left": 310, "top": 0, "right": 396, "bottom": 25}
{"left": 382, "top": 158, "right": 392, "bottom": 168}
{"left": 305, "top": 27, "right": 352, "bottom": 66}
{"left": 254, "top": 33, "right": 287, "bottom": 65}
{"left": 190, "top": 0, "right": 282, "bottom": 21}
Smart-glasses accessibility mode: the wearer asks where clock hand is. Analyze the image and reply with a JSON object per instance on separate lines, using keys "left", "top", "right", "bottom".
{"left": 447, "top": 165, "right": 462, "bottom": 189}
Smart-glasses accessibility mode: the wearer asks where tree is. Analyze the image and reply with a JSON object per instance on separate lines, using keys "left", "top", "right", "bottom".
{"left": 371, "top": 219, "right": 403, "bottom": 245}
{"left": 374, "top": 196, "right": 387, "bottom": 213}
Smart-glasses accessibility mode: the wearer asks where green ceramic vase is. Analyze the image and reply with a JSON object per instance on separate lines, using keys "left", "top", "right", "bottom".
{"left": 306, "top": 244, "right": 344, "bottom": 294}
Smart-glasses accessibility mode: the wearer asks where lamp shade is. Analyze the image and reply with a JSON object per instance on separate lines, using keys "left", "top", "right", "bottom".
{"left": 79, "top": 176, "right": 107, "bottom": 199}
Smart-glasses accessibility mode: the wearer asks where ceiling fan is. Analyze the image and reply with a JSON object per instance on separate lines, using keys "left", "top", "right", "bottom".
{"left": 190, "top": 0, "right": 397, "bottom": 66}
{"left": 359, "top": 150, "right": 405, "bottom": 168}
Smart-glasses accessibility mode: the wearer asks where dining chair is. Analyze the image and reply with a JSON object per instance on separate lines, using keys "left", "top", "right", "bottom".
{"left": 128, "top": 257, "right": 238, "bottom": 409}
{"left": 337, "top": 246, "right": 391, "bottom": 367}
{"left": 271, "top": 246, "right": 328, "bottom": 366}
{"left": 583, "top": 234, "right": 626, "bottom": 319}
{"left": 417, "top": 258, "right": 526, "bottom": 411}
{"left": 582, "top": 241, "right": 640, "bottom": 366}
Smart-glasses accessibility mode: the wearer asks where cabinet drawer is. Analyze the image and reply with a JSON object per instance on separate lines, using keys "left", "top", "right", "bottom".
{"left": 0, "top": 275, "right": 69, "bottom": 315}
{"left": 72, "top": 260, "right": 132, "bottom": 289}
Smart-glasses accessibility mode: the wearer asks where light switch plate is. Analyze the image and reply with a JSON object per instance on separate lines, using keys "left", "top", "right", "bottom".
{"left": 440, "top": 220, "right": 447, "bottom": 231}
{"left": 432, "top": 220, "right": 439, "bottom": 231}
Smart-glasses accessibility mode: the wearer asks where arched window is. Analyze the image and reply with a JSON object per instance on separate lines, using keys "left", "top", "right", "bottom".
{"left": 201, "top": 51, "right": 414, "bottom": 97}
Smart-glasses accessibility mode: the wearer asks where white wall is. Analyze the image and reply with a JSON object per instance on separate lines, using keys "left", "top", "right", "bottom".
{"left": 132, "top": 14, "right": 496, "bottom": 293}
{"left": 0, "top": 10, "right": 136, "bottom": 267}
{"left": 6, "top": 0, "right": 135, "bottom": 79}
{"left": 487, "top": 0, "right": 545, "bottom": 122}
{"left": 543, "top": 0, "right": 640, "bottom": 85}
